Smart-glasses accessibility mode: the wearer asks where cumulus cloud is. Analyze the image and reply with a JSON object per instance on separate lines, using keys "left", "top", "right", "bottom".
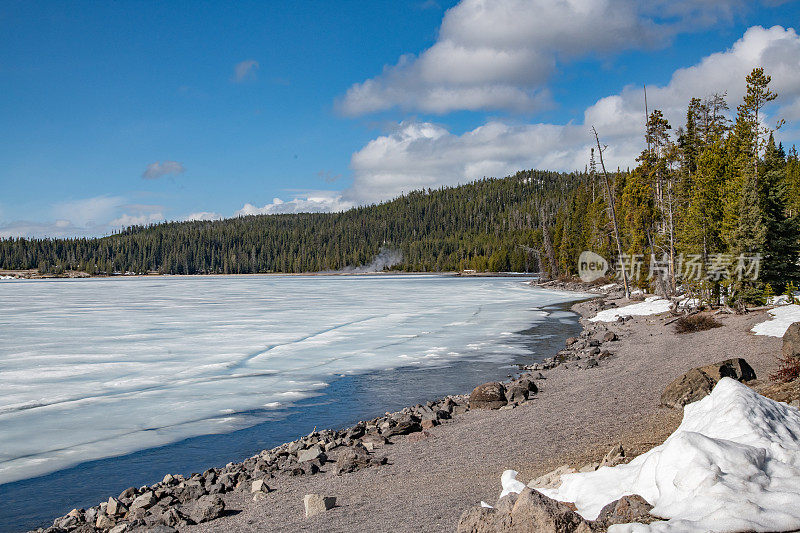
{"left": 184, "top": 211, "right": 224, "bottom": 222}
{"left": 0, "top": 196, "right": 167, "bottom": 238}
{"left": 235, "top": 191, "right": 354, "bottom": 217}
{"left": 233, "top": 59, "right": 259, "bottom": 82}
{"left": 339, "top": 0, "right": 781, "bottom": 115}
{"left": 108, "top": 212, "right": 164, "bottom": 228}
{"left": 142, "top": 160, "right": 185, "bottom": 180}
{"left": 51, "top": 195, "right": 125, "bottom": 228}
{"left": 344, "top": 25, "right": 800, "bottom": 203}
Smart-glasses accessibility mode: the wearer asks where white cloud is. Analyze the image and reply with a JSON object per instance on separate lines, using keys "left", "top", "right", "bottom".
{"left": 339, "top": 0, "right": 779, "bottom": 115}
{"left": 184, "top": 211, "right": 223, "bottom": 222}
{"left": 235, "top": 192, "right": 353, "bottom": 217}
{"left": 233, "top": 59, "right": 259, "bottom": 83}
{"left": 51, "top": 195, "right": 126, "bottom": 227}
{"left": 0, "top": 196, "right": 168, "bottom": 238}
{"left": 344, "top": 25, "right": 800, "bottom": 203}
{"left": 142, "top": 161, "right": 185, "bottom": 180}
{"left": 108, "top": 212, "right": 164, "bottom": 228}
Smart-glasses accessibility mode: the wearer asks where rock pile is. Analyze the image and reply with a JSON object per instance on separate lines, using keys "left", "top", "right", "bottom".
{"left": 457, "top": 488, "right": 655, "bottom": 532}
{"left": 35, "top": 394, "right": 475, "bottom": 533}
{"left": 521, "top": 319, "right": 620, "bottom": 373}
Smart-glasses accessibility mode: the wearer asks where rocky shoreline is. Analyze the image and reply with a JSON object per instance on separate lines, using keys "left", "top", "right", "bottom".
{"left": 29, "top": 282, "right": 615, "bottom": 533}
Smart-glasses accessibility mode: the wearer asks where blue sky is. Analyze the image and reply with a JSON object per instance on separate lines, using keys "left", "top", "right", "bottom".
{"left": 2, "top": 0, "right": 800, "bottom": 237}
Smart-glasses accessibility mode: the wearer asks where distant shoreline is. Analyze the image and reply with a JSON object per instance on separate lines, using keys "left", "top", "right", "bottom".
{"left": 0, "top": 269, "right": 540, "bottom": 280}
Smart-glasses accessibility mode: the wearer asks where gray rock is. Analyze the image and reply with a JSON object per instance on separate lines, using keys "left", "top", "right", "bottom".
{"left": 602, "top": 331, "right": 618, "bottom": 342}
{"left": 457, "top": 488, "right": 593, "bottom": 532}
{"left": 469, "top": 382, "right": 508, "bottom": 410}
{"left": 661, "top": 358, "right": 756, "bottom": 408}
{"left": 297, "top": 444, "right": 326, "bottom": 463}
{"left": 505, "top": 382, "right": 530, "bottom": 403}
{"left": 251, "top": 479, "right": 270, "bottom": 493}
{"left": 109, "top": 523, "right": 131, "bottom": 533}
{"left": 303, "top": 494, "right": 336, "bottom": 518}
{"left": 594, "top": 494, "right": 655, "bottom": 527}
{"left": 95, "top": 513, "right": 115, "bottom": 529}
{"left": 187, "top": 495, "right": 225, "bottom": 524}
{"left": 381, "top": 413, "right": 421, "bottom": 437}
{"left": 107, "top": 497, "right": 127, "bottom": 517}
{"left": 783, "top": 322, "right": 800, "bottom": 360}
{"left": 129, "top": 492, "right": 156, "bottom": 511}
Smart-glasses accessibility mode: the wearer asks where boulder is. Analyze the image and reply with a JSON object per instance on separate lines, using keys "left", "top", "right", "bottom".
{"left": 381, "top": 414, "right": 421, "bottom": 437}
{"left": 593, "top": 495, "right": 655, "bottom": 527}
{"left": 421, "top": 418, "right": 438, "bottom": 429}
{"left": 469, "top": 382, "right": 508, "bottom": 410}
{"left": 505, "top": 383, "right": 530, "bottom": 403}
{"left": 188, "top": 495, "right": 225, "bottom": 524}
{"left": 457, "top": 488, "right": 593, "bottom": 532}
{"left": 297, "top": 445, "right": 326, "bottom": 463}
{"left": 303, "top": 494, "right": 336, "bottom": 517}
{"left": 783, "top": 322, "right": 800, "bottom": 359}
{"left": 106, "top": 497, "right": 126, "bottom": 517}
{"left": 129, "top": 491, "right": 156, "bottom": 511}
{"left": 661, "top": 358, "right": 755, "bottom": 408}
{"left": 602, "top": 331, "right": 618, "bottom": 342}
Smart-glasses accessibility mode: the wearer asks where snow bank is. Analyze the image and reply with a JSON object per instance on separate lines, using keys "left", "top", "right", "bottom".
{"left": 752, "top": 304, "right": 800, "bottom": 337}
{"left": 589, "top": 296, "right": 672, "bottom": 322}
{"left": 507, "top": 379, "right": 800, "bottom": 532}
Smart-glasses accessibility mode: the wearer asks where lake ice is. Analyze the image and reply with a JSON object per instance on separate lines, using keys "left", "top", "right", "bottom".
{"left": 0, "top": 275, "right": 582, "bottom": 485}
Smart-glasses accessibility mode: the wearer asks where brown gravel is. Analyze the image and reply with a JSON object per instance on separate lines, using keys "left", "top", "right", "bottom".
{"left": 185, "top": 302, "right": 781, "bottom": 533}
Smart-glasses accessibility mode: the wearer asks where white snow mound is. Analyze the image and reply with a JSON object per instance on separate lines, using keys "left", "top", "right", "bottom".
{"left": 499, "top": 378, "right": 800, "bottom": 532}
{"left": 590, "top": 296, "right": 672, "bottom": 322}
{"left": 752, "top": 304, "right": 800, "bottom": 337}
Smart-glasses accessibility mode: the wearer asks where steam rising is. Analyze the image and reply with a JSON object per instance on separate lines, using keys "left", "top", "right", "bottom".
{"left": 347, "top": 247, "right": 403, "bottom": 273}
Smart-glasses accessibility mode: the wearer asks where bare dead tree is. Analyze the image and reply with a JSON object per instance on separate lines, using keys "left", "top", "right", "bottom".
{"left": 592, "top": 126, "right": 630, "bottom": 299}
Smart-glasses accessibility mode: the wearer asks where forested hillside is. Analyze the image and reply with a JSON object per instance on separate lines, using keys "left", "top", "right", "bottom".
{"left": 0, "top": 170, "right": 584, "bottom": 275}
{"left": 3, "top": 67, "right": 799, "bottom": 308}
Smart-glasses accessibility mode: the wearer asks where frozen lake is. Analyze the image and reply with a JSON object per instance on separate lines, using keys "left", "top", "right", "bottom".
{"left": 0, "top": 275, "right": 583, "bottom": 511}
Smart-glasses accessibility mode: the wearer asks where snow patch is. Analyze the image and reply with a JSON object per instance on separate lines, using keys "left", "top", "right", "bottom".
{"left": 498, "top": 379, "right": 800, "bottom": 532}
{"left": 589, "top": 297, "right": 672, "bottom": 322}
{"left": 752, "top": 304, "right": 800, "bottom": 337}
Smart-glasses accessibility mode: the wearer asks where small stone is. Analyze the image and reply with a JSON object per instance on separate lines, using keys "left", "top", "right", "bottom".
{"left": 162, "top": 473, "right": 174, "bottom": 484}
{"left": 95, "top": 513, "right": 115, "bottom": 529}
{"left": 303, "top": 494, "right": 336, "bottom": 517}
{"left": 251, "top": 479, "right": 270, "bottom": 493}
{"left": 109, "top": 523, "right": 130, "bottom": 533}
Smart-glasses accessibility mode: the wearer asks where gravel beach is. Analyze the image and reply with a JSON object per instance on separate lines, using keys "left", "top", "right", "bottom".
{"left": 184, "top": 299, "right": 781, "bottom": 533}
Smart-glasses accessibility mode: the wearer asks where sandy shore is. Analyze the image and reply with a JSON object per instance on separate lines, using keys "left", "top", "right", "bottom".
{"left": 185, "top": 299, "right": 781, "bottom": 533}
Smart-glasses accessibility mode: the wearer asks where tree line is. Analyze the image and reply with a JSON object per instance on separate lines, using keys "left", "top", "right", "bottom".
{"left": 0, "top": 170, "right": 586, "bottom": 275}
{"left": 547, "top": 67, "right": 800, "bottom": 307}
